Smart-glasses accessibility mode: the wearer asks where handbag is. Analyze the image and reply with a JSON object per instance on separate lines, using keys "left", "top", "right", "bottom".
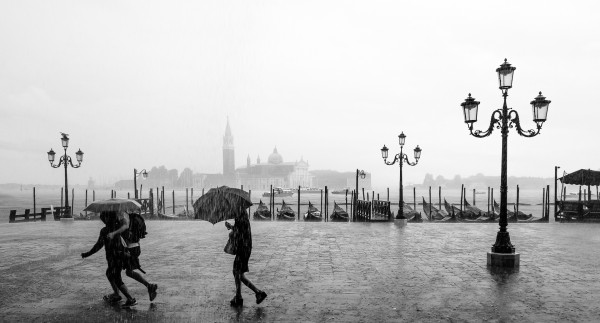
{"left": 224, "top": 230, "right": 237, "bottom": 255}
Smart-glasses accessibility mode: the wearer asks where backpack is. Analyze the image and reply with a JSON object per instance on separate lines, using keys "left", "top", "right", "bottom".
{"left": 127, "top": 213, "right": 147, "bottom": 243}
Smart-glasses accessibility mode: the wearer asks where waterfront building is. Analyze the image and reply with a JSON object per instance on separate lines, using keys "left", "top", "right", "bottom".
{"left": 235, "top": 148, "right": 313, "bottom": 190}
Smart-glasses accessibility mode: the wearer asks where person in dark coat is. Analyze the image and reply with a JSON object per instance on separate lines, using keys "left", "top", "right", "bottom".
{"left": 225, "top": 208, "right": 267, "bottom": 307}
{"left": 81, "top": 211, "right": 136, "bottom": 307}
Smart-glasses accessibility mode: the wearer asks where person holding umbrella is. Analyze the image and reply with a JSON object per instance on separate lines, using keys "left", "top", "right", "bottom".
{"left": 82, "top": 199, "right": 157, "bottom": 307}
{"left": 81, "top": 211, "right": 136, "bottom": 307}
{"left": 226, "top": 207, "right": 267, "bottom": 307}
{"left": 193, "top": 186, "right": 267, "bottom": 307}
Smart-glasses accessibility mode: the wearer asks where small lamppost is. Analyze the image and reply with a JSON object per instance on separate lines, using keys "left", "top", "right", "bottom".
{"left": 381, "top": 132, "right": 422, "bottom": 219}
{"left": 47, "top": 133, "right": 84, "bottom": 218}
{"left": 461, "top": 59, "right": 550, "bottom": 267}
{"left": 133, "top": 168, "right": 148, "bottom": 199}
{"left": 353, "top": 169, "right": 366, "bottom": 221}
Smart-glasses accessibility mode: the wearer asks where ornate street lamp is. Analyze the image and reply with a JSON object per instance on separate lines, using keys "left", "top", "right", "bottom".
{"left": 461, "top": 58, "right": 550, "bottom": 267}
{"left": 133, "top": 168, "right": 148, "bottom": 199}
{"left": 381, "top": 132, "right": 421, "bottom": 219}
{"left": 47, "top": 133, "right": 84, "bottom": 218}
{"left": 353, "top": 169, "right": 366, "bottom": 221}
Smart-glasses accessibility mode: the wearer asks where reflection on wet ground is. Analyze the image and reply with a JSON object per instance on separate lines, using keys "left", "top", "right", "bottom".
{"left": 1, "top": 221, "right": 599, "bottom": 322}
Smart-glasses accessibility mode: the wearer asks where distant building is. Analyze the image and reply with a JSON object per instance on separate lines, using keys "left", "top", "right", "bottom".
{"left": 188, "top": 119, "right": 366, "bottom": 190}
{"left": 236, "top": 148, "right": 313, "bottom": 190}
{"left": 222, "top": 117, "right": 235, "bottom": 179}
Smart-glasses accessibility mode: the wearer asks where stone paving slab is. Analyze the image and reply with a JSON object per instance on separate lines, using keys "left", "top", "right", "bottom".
{"left": 1, "top": 220, "right": 600, "bottom": 322}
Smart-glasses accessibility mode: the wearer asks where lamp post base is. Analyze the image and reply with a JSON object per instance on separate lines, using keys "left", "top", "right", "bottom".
{"left": 487, "top": 252, "right": 520, "bottom": 268}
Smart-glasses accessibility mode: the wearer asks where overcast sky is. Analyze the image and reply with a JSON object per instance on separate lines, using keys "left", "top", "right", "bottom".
{"left": 1, "top": 0, "right": 599, "bottom": 189}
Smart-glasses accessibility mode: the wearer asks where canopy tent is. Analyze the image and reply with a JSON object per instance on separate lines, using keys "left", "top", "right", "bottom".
{"left": 559, "top": 169, "right": 600, "bottom": 186}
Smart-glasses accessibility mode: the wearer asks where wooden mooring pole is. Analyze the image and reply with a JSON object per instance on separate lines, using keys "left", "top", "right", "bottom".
{"left": 345, "top": 190, "right": 348, "bottom": 213}
{"left": 413, "top": 187, "right": 416, "bottom": 210}
{"left": 460, "top": 184, "right": 465, "bottom": 215}
{"left": 542, "top": 187, "right": 545, "bottom": 218}
{"left": 325, "top": 186, "right": 329, "bottom": 222}
{"left": 428, "top": 186, "right": 432, "bottom": 217}
{"left": 439, "top": 186, "right": 442, "bottom": 212}
{"left": 516, "top": 185, "right": 520, "bottom": 215}
{"left": 546, "top": 185, "right": 550, "bottom": 219}
{"left": 487, "top": 187, "right": 490, "bottom": 215}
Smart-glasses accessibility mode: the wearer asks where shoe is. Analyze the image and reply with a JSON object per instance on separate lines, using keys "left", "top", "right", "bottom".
{"left": 230, "top": 297, "right": 243, "bottom": 307}
{"left": 103, "top": 294, "right": 122, "bottom": 303}
{"left": 148, "top": 284, "right": 158, "bottom": 302}
{"left": 121, "top": 298, "right": 137, "bottom": 308}
{"left": 256, "top": 291, "right": 268, "bottom": 304}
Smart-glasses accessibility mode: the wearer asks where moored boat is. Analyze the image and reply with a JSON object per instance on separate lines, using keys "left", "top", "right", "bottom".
{"left": 263, "top": 187, "right": 294, "bottom": 198}
{"left": 330, "top": 202, "right": 349, "bottom": 222}
{"left": 303, "top": 201, "right": 322, "bottom": 222}
{"left": 494, "top": 200, "right": 524, "bottom": 222}
{"left": 299, "top": 187, "right": 321, "bottom": 194}
{"left": 277, "top": 200, "right": 296, "bottom": 221}
{"left": 421, "top": 197, "right": 447, "bottom": 221}
{"left": 253, "top": 200, "right": 271, "bottom": 220}
{"left": 402, "top": 203, "right": 422, "bottom": 222}
{"left": 331, "top": 188, "right": 351, "bottom": 195}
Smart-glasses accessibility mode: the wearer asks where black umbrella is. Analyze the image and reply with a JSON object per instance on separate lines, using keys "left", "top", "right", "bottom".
{"left": 83, "top": 198, "right": 142, "bottom": 213}
{"left": 193, "top": 186, "right": 253, "bottom": 224}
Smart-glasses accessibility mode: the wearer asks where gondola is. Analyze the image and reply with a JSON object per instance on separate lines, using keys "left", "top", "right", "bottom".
{"left": 330, "top": 201, "right": 349, "bottom": 222}
{"left": 277, "top": 200, "right": 296, "bottom": 221}
{"left": 493, "top": 200, "right": 520, "bottom": 222}
{"left": 463, "top": 198, "right": 487, "bottom": 218}
{"left": 403, "top": 203, "right": 422, "bottom": 222}
{"left": 443, "top": 199, "right": 479, "bottom": 221}
{"left": 443, "top": 199, "right": 477, "bottom": 222}
{"left": 253, "top": 200, "right": 272, "bottom": 221}
{"left": 303, "top": 201, "right": 323, "bottom": 222}
{"left": 421, "top": 197, "right": 448, "bottom": 221}
{"left": 463, "top": 199, "right": 496, "bottom": 222}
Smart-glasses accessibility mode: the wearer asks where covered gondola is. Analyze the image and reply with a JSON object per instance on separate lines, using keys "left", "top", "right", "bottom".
{"left": 493, "top": 200, "right": 518, "bottom": 222}
{"left": 277, "top": 200, "right": 296, "bottom": 221}
{"left": 330, "top": 202, "right": 349, "bottom": 222}
{"left": 422, "top": 197, "right": 447, "bottom": 221}
{"left": 463, "top": 199, "right": 487, "bottom": 218}
{"left": 463, "top": 198, "right": 497, "bottom": 222}
{"left": 403, "top": 203, "right": 422, "bottom": 222}
{"left": 253, "top": 200, "right": 272, "bottom": 221}
{"left": 443, "top": 199, "right": 477, "bottom": 222}
{"left": 303, "top": 201, "right": 323, "bottom": 222}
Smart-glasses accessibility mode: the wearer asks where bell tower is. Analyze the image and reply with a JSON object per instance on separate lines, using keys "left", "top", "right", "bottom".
{"left": 223, "top": 117, "right": 235, "bottom": 177}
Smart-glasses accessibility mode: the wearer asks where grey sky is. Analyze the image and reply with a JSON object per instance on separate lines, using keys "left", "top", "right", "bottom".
{"left": 1, "top": 1, "right": 599, "bottom": 189}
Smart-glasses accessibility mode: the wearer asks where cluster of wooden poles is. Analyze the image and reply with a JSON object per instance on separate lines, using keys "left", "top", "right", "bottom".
{"left": 22, "top": 182, "right": 557, "bottom": 219}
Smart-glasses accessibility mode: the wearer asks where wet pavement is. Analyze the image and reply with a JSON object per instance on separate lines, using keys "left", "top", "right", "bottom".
{"left": 1, "top": 220, "right": 599, "bottom": 322}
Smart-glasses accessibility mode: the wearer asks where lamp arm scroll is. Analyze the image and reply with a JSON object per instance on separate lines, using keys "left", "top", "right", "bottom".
{"left": 469, "top": 109, "right": 502, "bottom": 138}
{"left": 383, "top": 154, "right": 400, "bottom": 166}
{"left": 50, "top": 155, "right": 65, "bottom": 168}
{"left": 67, "top": 156, "right": 82, "bottom": 168}
{"left": 402, "top": 154, "right": 418, "bottom": 166}
{"left": 508, "top": 110, "right": 541, "bottom": 138}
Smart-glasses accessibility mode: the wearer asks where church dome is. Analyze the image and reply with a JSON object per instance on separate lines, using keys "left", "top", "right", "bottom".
{"left": 268, "top": 147, "right": 283, "bottom": 164}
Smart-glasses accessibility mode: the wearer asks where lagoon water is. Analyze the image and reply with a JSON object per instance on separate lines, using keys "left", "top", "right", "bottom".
{"left": 1, "top": 185, "right": 577, "bottom": 222}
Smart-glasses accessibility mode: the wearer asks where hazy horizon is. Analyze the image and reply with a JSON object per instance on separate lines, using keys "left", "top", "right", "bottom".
{"left": 1, "top": 1, "right": 599, "bottom": 189}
